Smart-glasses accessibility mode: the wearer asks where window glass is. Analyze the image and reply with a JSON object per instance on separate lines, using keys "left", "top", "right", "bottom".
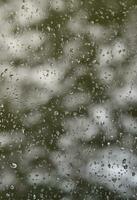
{"left": 0, "top": 0, "right": 137, "bottom": 199}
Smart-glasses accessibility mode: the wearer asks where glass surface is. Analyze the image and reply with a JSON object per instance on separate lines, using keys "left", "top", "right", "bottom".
{"left": 0, "top": 0, "right": 137, "bottom": 199}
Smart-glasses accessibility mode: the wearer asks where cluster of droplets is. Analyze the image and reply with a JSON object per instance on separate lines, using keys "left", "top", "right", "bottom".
{"left": 0, "top": 0, "right": 137, "bottom": 200}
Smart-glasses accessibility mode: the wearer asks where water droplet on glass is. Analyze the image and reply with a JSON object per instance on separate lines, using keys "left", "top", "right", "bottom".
{"left": 10, "top": 162, "right": 17, "bottom": 169}
{"left": 10, "top": 185, "right": 14, "bottom": 190}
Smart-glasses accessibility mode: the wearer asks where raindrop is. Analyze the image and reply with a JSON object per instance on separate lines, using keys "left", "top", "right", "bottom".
{"left": 10, "top": 185, "right": 14, "bottom": 190}
{"left": 10, "top": 162, "right": 17, "bottom": 169}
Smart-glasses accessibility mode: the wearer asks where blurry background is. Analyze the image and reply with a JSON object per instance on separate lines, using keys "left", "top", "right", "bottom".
{"left": 0, "top": 0, "right": 137, "bottom": 199}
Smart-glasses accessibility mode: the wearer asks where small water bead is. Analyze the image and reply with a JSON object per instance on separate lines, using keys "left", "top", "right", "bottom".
{"left": 10, "top": 162, "right": 17, "bottom": 169}
{"left": 6, "top": 193, "right": 10, "bottom": 197}
{"left": 10, "top": 185, "right": 14, "bottom": 190}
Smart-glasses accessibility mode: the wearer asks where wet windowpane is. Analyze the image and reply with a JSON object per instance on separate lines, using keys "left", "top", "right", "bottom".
{"left": 0, "top": 0, "right": 137, "bottom": 199}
